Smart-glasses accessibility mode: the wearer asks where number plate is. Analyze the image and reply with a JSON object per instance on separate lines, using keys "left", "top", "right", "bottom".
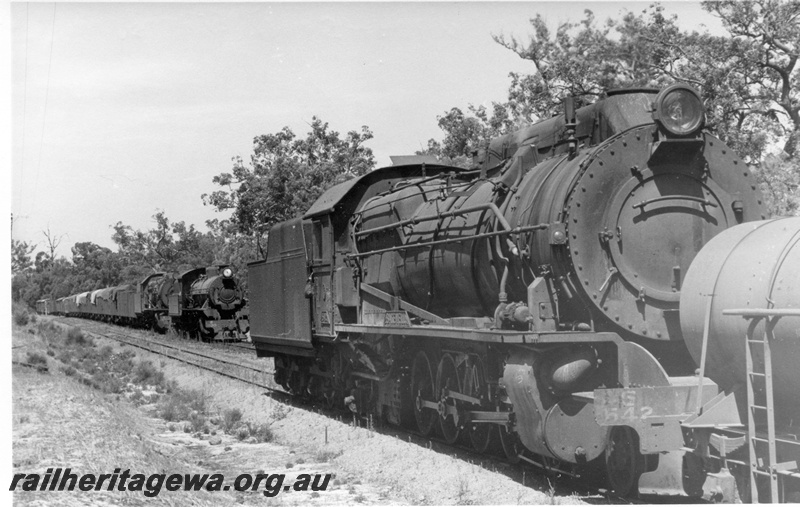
{"left": 594, "top": 388, "right": 655, "bottom": 425}
{"left": 593, "top": 385, "right": 704, "bottom": 426}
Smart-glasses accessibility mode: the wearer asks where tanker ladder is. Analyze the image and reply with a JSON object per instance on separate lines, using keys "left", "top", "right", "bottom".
{"left": 723, "top": 308, "right": 800, "bottom": 503}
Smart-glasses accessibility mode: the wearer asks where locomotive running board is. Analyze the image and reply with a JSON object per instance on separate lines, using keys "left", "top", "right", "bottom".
{"left": 337, "top": 322, "right": 621, "bottom": 343}
{"left": 359, "top": 284, "right": 450, "bottom": 325}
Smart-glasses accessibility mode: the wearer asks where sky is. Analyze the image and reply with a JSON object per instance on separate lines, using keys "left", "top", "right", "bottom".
{"left": 7, "top": 1, "right": 726, "bottom": 258}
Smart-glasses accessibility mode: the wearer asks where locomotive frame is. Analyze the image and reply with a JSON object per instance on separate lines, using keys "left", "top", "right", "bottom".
{"left": 249, "top": 163, "right": 710, "bottom": 497}
{"left": 247, "top": 85, "right": 797, "bottom": 501}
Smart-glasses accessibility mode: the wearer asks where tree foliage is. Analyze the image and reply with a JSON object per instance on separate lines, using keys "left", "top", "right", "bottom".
{"left": 11, "top": 240, "right": 124, "bottom": 305}
{"left": 755, "top": 153, "right": 800, "bottom": 216}
{"left": 203, "top": 117, "right": 376, "bottom": 235}
{"left": 70, "top": 241, "right": 124, "bottom": 290}
{"left": 423, "top": 1, "right": 800, "bottom": 214}
{"left": 11, "top": 212, "right": 260, "bottom": 307}
{"left": 420, "top": 104, "right": 516, "bottom": 166}
{"left": 11, "top": 239, "right": 36, "bottom": 275}
{"left": 704, "top": 0, "right": 799, "bottom": 157}
{"left": 110, "top": 211, "right": 259, "bottom": 290}
{"left": 112, "top": 211, "right": 220, "bottom": 275}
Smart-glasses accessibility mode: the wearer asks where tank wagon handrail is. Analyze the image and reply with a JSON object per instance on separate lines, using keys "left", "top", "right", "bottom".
{"left": 766, "top": 230, "right": 800, "bottom": 307}
{"left": 722, "top": 306, "right": 800, "bottom": 503}
{"left": 722, "top": 309, "right": 800, "bottom": 318}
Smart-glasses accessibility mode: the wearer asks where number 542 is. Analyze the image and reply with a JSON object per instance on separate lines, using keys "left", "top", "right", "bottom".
{"left": 602, "top": 405, "right": 653, "bottom": 423}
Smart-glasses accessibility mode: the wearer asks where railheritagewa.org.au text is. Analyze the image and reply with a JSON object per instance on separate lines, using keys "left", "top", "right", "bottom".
{"left": 10, "top": 468, "right": 333, "bottom": 497}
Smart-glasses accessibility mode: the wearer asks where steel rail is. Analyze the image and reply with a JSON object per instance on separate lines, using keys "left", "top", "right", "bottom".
{"left": 107, "top": 332, "right": 272, "bottom": 379}
{"left": 55, "top": 320, "right": 279, "bottom": 389}
{"left": 223, "top": 342, "right": 257, "bottom": 352}
{"left": 49, "top": 317, "right": 660, "bottom": 504}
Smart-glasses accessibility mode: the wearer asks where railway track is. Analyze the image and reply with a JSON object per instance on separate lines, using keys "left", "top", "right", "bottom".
{"left": 55, "top": 318, "right": 277, "bottom": 392}
{"left": 107, "top": 331, "right": 273, "bottom": 388}
{"left": 50, "top": 317, "right": 691, "bottom": 504}
{"left": 218, "top": 341, "right": 256, "bottom": 353}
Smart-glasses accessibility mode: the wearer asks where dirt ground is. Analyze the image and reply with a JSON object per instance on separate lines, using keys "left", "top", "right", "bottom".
{"left": 12, "top": 316, "right": 588, "bottom": 505}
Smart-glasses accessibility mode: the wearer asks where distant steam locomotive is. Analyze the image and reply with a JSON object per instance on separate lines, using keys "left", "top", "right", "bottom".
{"left": 40, "top": 265, "right": 249, "bottom": 341}
{"left": 247, "top": 84, "right": 800, "bottom": 502}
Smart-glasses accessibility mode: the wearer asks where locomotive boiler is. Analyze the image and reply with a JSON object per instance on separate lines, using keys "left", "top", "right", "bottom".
{"left": 355, "top": 85, "right": 763, "bottom": 351}
{"left": 248, "top": 84, "right": 797, "bottom": 500}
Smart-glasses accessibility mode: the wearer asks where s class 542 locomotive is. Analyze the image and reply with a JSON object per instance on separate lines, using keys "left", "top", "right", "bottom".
{"left": 248, "top": 84, "right": 800, "bottom": 501}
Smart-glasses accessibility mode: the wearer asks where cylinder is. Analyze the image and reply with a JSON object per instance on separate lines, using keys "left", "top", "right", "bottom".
{"left": 680, "top": 217, "right": 800, "bottom": 420}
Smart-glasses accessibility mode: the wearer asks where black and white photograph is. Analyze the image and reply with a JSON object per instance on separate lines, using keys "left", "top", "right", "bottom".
{"left": 7, "top": 1, "right": 800, "bottom": 504}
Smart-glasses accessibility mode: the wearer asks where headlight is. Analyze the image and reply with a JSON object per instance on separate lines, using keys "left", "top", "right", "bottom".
{"left": 653, "top": 84, "right": 704, "bottom": 136}
{"left": 222, "top": 267, "right": 233, "bottom": 278}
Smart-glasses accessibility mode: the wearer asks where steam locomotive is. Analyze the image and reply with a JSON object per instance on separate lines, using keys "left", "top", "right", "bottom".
{"left": 248, "top": 84, "right": 800, "bottom": 501}
{"left": 42, "top": 265, "right": 249, "bottom": 341}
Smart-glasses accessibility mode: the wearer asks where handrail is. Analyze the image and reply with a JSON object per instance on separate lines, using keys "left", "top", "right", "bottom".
{"left": 346, "top": 223, "right": 548, "bottom": 260}
{"left": 354, "top": 203, "right": 515, "bottom": 238}
{"left": 722, "top": 306, "right": 800, "bottom": 503}
{"left": 632, "top": 195, "right": 717, "bottom": 210}
{"left": 353, "top": 202, "right": 541, "bottom": 258}
{"left": 722, "top": 309, "right": 800, "bottom": 318}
